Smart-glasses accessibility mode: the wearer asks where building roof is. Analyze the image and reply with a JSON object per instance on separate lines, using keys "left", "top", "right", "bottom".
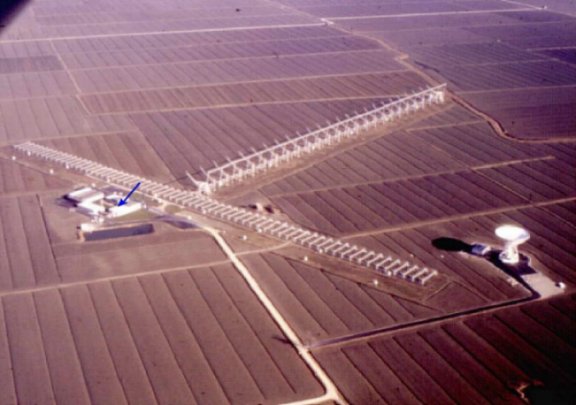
{"left": 67, "top": 187, "right": 104, "bottom": 203}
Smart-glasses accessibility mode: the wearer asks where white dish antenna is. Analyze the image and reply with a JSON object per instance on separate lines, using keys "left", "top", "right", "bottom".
{"left": 495, "top": 224, "right": 530, "bottom": 264}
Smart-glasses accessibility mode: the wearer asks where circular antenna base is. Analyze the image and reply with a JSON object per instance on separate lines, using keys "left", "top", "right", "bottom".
{"left": 499, "top": 251, "right": 520, "bottom": 264}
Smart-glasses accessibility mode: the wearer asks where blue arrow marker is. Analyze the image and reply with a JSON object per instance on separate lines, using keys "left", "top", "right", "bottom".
{"left": 118, "top": 182, "right": 141, "bottom": 206}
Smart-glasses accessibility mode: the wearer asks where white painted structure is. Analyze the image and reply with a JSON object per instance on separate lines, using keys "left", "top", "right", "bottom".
{"left": 76, "top": 200, "right": 105, "bottom": 216}
{"left": 66, "top": 187, "right": 104, "bottom": 204}
{"left": 197, "top": 84, "right": 447, "bottom": 193}
{"left": 108, "top": 202, "right": 143, "bottom": 218}
{"left": 79, "top": 223, "right": 96, "bottom": 232}
{"left": 14, "top": 138, "right": 440, "bottom": 286}
{"left": 495, "top": 224, "right": 530, "bottom": 264}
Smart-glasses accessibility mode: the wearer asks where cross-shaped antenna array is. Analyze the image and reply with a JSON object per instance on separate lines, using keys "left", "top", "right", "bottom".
{"left": 12, "top": 142, "right": 441, "bottom": 287}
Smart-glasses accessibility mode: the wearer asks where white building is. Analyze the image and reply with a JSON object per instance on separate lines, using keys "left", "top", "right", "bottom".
{"left": 66, "top": 187, "right": 104, "bottom": 204}
{"left": 76, "top": 200, "right": 106, "bottom": 216}
{"left": 108, "top": 202, "right": 142, "bottom": 218}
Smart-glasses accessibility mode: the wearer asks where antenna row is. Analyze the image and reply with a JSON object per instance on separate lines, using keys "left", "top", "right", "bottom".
{"left": 199, "top": 84, "right": 447, "bottom": 194}
{"left": 13, "top": 142, "right": 439, "bottom": 286}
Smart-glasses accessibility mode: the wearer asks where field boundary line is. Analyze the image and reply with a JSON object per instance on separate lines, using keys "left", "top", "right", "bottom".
{"left": 0, "top": 256, "right": 232, "bottom": 299}
{"left": 207, "top": 227, "right": 345, "bottom": 405}
{"left": 340, "top": 196, "right": 576, "bottom": 239}
{"left": 263, "top": 155, "right": 555, "bottom": 198}
{"left": 73, "top": 70, "right": 418, "bottom": 97}
{"left": 84, "top": 95, "right": 396, "bottom": 117}
{"left": 65, "top": 46, "right": 386, "bottom": 73}
{"left": 452, "top": 92, "right": 576, "bottom": 144}
{"left": 71, "top": 68, "right": 411, "bottom": 97}
{"left": 307, "top": 293, "right": 535, "bottom": 351}
{"left": 324, "top": 8, "right": 538, "bottom": 21}
{"left": 501, "top": 0, "right": 544, "bottom": 11}
{"left": 0, "top": 22, "right": 327, "bottom": 44}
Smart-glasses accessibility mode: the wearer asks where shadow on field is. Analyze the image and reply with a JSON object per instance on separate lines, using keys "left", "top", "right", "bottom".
{"left": 432, "top": 237, "right": 473, "bottom": 253}
{"left": 0, "top": 0, "right": 30, "bottom": 31}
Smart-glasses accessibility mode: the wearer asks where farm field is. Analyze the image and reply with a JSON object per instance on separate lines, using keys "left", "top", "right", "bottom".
{"left": 348, "top": 200, "right": 576, "bottom": 296}
{"left": 0, "top": 0, "right": 574, "bottom": 403}
{"left": 0, "top": 157, "right": 71, "bottom": 195}
{"left": 0, "top": 191, "right": 229, "bottom": 293}
{"left": 70, "top": 49, "right": 406, "bottom": 93}
{"left": 52, "top": 227, "right": 227, "bottom": 284}
{"left": 0, "top": 96, "right": 135, "bottom": 145}
{"left": 248, "top": 116, "right": 573, "bottom": 242}
{"left": 538, "top": 48, "right": 576, "bottom": 64}
{"left": 57, "top": 35, "right": 384, "bottom": 70}
{"left": 314, "top": 292, "right": 576, "bottom": 404}
{"left": 264, "top": 156, "right": 575, "bottom": 235}
{"left": 0, "top": 194, "right": 60, "bottom": 292}
{"left": 288, "top": 4, "right": 576, "bottom": 140}
{"left": 41, "top": 132, "right": 177, "bottom": 183}
{"left": 464, "top": 87, "right": 576, "bottom": 139}
{"left": 241, "top": 250, "right": 529, "bottom": 343}
{"left": 130, "top": 98, "right": 399, "bottom": 178}
{"left": 81, "top": 71, "right": 426, "bottom": 115}
{"left": 258, "top": 120, "right": 547, "bottom": 196}
{"left": 0, "top": 265, "right": 323, "bottom": 405}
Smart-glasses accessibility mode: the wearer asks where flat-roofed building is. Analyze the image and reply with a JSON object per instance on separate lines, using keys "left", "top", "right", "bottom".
{"left": 76, "top": 200, "right": 106, "bottom": 216}
{"left": 107, "top": 201, "right": 142, "bottom": 218}
{"left": 66, "top": 187, "right": 105, "bottom": 204}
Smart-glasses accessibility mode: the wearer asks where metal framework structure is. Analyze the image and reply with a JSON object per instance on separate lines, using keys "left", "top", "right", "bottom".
{"left": 13, "top": 142, "right": 439, "bottom": 286}
{"left": 200, "top": 84, "right": 447, "bottom": 193}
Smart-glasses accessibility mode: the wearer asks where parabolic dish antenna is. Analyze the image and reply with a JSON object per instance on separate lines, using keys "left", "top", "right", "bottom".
{"left": 495, "top": 224, "right": 530, "bottom": 264}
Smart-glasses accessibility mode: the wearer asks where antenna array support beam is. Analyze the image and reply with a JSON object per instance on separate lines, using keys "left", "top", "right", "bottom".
{"left": 13, "top": 142, "right": 440, "bottom": 287}
{"left": 202, "top": 84, "right": 447, "bottom": 193}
